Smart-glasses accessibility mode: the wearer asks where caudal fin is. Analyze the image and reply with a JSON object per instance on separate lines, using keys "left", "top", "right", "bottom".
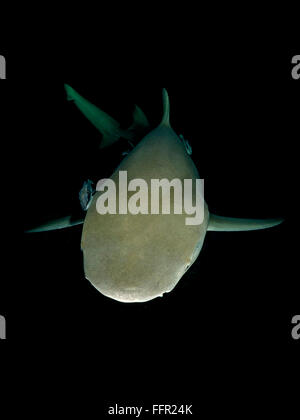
{"left": 64, "top": 84, "right": 122, "bottom": 149}
{"left": 208, "top": 214, "right": 284, "bottom": 232}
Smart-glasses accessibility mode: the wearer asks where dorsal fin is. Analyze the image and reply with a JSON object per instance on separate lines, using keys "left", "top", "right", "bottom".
{"left": 208, "top": 214, "right": 284, "bottom": 232}
{"left": 160, "top": 88, "right": 171, "bottom": 127}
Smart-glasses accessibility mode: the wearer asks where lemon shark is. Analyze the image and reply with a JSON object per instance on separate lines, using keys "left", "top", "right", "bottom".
{"left": 26, "top": 87, "right": 283, "bottom": 303}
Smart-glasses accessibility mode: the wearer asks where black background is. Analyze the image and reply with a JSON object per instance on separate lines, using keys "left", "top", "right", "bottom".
{"left": 0, "top": 35, "right": 299, "bottom": 416}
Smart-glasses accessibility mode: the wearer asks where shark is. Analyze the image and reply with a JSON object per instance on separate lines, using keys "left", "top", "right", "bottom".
{"left": 26, "top": 86, "right": 284, "bottom": 303}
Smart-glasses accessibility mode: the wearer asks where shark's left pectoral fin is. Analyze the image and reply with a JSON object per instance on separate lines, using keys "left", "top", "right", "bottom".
{"left": 25, "top": 216, "right": 84, "bottom": 233}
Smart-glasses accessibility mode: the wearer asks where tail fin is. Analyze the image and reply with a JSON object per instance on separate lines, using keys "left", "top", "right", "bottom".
{"left": 160, "top": 88, "right": 171, "bottom": 127}
{"left": 25, "top": 216, "right": 84, "bottom": 233}
{"left": 208, "top": 214, "right": 284, "bottom": 232}
{"left": 65, "top": 84, "right": 77, "bottom": 101}
{"left": 64, "top": 84, "right": 122, "bottom": 149}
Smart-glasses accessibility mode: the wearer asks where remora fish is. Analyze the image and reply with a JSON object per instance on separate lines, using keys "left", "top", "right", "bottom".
{"left": 26, "top": 88, "right": 283, "bottom": 303}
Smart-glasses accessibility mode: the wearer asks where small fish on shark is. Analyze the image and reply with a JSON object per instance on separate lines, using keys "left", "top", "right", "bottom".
{"left": 79, "top": 179, "right": 95, "bottom": 211}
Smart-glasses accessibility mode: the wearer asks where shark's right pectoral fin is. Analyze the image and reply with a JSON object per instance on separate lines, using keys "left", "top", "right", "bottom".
{"left": 25, "top": 216, "right": 84, "bottom": 233}
{"left": 208, "top": 214, "right": 284, "bottom": 232}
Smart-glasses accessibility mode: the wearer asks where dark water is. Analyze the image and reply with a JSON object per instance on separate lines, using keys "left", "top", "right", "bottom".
{"left": 1, "top": 43, "right": 298, "bottom": 415}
